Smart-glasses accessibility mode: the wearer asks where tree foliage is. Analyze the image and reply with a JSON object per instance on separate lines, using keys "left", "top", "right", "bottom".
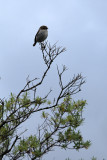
{"left": 0, "top": 42, "right": 91, "bottom": 160}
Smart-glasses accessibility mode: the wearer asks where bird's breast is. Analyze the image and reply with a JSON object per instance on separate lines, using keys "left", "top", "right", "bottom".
{"left": 36, "top": 30, "right": 48, "bottom": 42}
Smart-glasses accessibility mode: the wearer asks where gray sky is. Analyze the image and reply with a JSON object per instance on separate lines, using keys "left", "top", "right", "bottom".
{"left": 0, "top": 0, "right": 107, "bottom": 159}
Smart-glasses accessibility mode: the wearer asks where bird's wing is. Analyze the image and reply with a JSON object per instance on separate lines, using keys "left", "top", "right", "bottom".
{"left": 34, "top": 28, "right": 40, "bottom": 42}
{"left": 36, "top": 28, "right": 40, "bottom": 36}
{"left": 34, "top": 35, "right": 36, "bottom": 42}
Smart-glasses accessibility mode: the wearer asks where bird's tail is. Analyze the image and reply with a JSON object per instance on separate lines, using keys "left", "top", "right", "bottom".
{"left": 33, "top": 42, "right": 36, "bottom": 46}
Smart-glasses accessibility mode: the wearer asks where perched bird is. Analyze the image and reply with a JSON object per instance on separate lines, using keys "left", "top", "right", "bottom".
{"left": 33, "top": 25, "right": 48, "bottom": 46}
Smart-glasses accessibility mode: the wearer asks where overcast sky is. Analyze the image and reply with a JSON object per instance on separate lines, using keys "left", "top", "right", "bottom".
{"left": 0, "top": 0, "right": 107, "bottom": 160}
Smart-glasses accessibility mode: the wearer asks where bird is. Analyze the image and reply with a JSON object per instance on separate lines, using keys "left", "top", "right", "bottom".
{"left": 33, "top": 25, "right": 48, "bottom": 46}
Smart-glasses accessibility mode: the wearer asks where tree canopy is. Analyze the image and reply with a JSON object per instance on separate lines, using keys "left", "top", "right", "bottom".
{"left": 0, "top": 42, "right": 91, "bottom": 160}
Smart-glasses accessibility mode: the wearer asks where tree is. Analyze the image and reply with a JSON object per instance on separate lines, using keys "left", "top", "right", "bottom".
{"left": 0, "top": 42, "right": 91, "bottom": 160}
